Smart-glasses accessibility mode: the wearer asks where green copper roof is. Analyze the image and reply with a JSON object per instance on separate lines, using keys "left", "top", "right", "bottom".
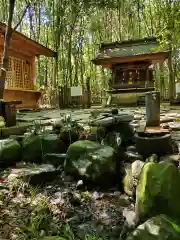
{"left": 97, "top": 42, "right": 159, "bottom": 59}
{"left": 93, "top": 37, "right": 167, "bottom": 61}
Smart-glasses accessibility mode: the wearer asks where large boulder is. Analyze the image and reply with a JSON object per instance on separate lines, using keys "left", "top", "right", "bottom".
{"left": 0, "top": 138, "right": 21, "bottom": 167}
{"left": 64, "top": 140, "right": 117, "bottom": 184}
{"left": 126, "top": 214, "right": 180, "bottom": 240}
{"left": 22, "top": 134, "right": 65, "bottom": 163}
{"left": 136, "top": 162, "right": 180, "bottom": 222}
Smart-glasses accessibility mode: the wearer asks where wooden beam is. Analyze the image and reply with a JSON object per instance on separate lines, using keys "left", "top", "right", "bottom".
{"left": 0, "top": 46, "right": 32, "bottom": 62}
{"left": 0, "top": 37, "right": 37, "bottom": 57}
{"left": 10, "top": 43, "right": 37, "bottom": 56}
{"left": 12, "top": 38, "right": 41, "bottom": 55}
{"left": 145, "top": 67, "right": 149, "bottom": 88}
{"left": 106, "top": 87, "right": 155, "bottom": 93}
{"left": 0, "top": 34, "right": 36, "bottom": 54}
{"left": 114, "top": 62, "right": 151, "bottom": 70}
{"left": 31, "top": 56, "right": 36, "bottom": 87}
{"left": 12, "top": 32, "right": 55, "bottom": 57}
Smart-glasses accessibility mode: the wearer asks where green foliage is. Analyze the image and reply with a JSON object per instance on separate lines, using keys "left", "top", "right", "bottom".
{"left": 2, "top": 0, "right": 179, "bottom": 99}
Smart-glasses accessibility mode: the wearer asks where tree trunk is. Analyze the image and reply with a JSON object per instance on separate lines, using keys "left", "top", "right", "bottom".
{"left": 0, "top": 0, "right": 29, "bottom": 99}
{"left": 168, "top": 51, "right": 175, "bottom": 101}
{"left": 86, "top": 77, "right": 91, "bottom": 108}
{"left": 0, "top": 0, "right": 15, "bottom": 99}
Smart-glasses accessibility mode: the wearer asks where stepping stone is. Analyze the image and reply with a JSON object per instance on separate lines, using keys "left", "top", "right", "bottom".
{"left": 8, "top": 164, "right": 59, "bottom": 185}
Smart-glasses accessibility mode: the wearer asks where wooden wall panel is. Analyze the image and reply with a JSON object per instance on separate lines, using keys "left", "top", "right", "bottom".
{"left": 4, "top": 89, "right": 41, "bottom": 110}
{"left": 0, "top": 53, "right": 33, "bottom": 90}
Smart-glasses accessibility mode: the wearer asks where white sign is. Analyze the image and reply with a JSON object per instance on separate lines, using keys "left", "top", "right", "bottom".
{"left": 70, "top": 86, "right": 82, "bottom": 97}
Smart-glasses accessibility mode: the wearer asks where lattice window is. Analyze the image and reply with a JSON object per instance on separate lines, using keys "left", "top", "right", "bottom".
{"left": 14, "top": 58, "right": 23, "bottom": 88}
{"left": 5, "top": 57, "right": 14, "bottom": 88}
{"left": 0, "top": 54, "right": 33, "bottom": 90}
{"left": 23, "top": 62, "right": 32, "bottom": 89}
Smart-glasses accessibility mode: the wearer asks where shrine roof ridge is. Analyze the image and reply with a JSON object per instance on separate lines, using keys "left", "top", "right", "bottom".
{"left": 100, "top": 36, "right": 162, "bottom": 50}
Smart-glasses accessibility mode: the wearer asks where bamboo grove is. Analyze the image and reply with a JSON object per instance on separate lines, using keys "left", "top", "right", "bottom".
{"left": 0, "top": 0, "right": 180, "bottom": 101}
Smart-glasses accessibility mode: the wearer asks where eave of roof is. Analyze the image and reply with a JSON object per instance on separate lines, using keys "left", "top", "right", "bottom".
{"left": 92, "top": 36, "right": 169, "bottom": 68}
{"left": 92, "top": 51, "right": 170, "bottom": 68}
{"left": 0, "top": 22, "right": 56, "bottom": 57}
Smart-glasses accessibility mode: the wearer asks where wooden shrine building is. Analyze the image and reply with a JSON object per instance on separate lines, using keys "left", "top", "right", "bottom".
{"left": 92, "top": 37, "right": 170, "bottom": 105}
{"left": 0, "top": 22, "right": 56, "bottom": 109}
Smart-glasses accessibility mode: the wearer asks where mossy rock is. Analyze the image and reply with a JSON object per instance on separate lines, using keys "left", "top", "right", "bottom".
{"left": 42, "top": 134, "right": 65, "bottom": 154}
{"left": 126, "top": 214, "right": 180, "bottom": 240}
{"left": 60, "top": 125, "right": 79, "bottom": 144}
{"left": 8, "top": 164, "right": 58, "bottom": 185}
{"left": 64, "top": 140, "right": 117, "bottom": 183}
{"left": 135, "top": 162, "right": 180, "bottom": 222}
{"left": 93, "top": 126, "right": 107, "bottom": 142}
{"left": 22, "top": 135, "right": 42, "bottom": 163}
{"left": 85, "top": 126, "right": 106, "bottom": 142}
{"left": 0, "top": 138, "right": 21, "bottom": 167}
{"left": 9, "top": 134, "right": 25, "bottom": 145}
{"left": 22, "top": 134, "right": 65, "bottom": 163}
{"left": 65, "top": 140, "right": 96, "bottom": 164}
{"left": 44, "top": 153, "right": 66, "bottom": 168}
{"left": 146, "top": 154, "right": 158, "bottom": 163}
{"left": 113, "top": 122, "right": 134, "bottom": 143}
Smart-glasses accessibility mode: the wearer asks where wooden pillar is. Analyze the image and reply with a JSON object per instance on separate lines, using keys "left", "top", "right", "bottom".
{"left": 12, "top": 57, "right": 16, "bottom": 88}
{"left": 145, "top": 67, "right": 149, "bottom": 88}
{"left": 31, "top": 56, "right": 36, "bottom": 89}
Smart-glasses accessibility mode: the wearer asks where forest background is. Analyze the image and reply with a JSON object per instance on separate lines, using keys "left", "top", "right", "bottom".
{"left": 0, "top": 0, "right": 179, "bottom": 102}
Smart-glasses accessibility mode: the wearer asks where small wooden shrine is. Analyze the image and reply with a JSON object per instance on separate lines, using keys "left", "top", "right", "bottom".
{"left": 0, "top": 22, "right": 56, "bottom": 109}
{"left": 92, "top": 37, "right": 170, "bottom": 104}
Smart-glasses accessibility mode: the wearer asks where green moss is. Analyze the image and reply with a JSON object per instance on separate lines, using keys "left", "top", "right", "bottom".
{"left": 0, "top": 138, "right": 21, "bottom": 166}
{"left": 64, "top": 140, "right": 116, "bottom": 182}
{"left": 136, "top": 162, "right": 180, "bottom": 222}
